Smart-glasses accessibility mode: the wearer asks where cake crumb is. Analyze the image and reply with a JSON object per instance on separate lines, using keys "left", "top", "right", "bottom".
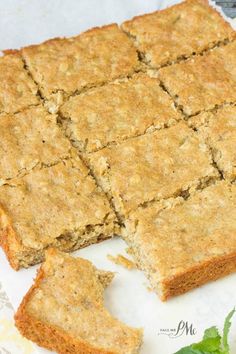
{"left": 107, "top": 254, "right": 137, "bottom": 270}
{"left": 126, "top": 247, "right": 134, "bottom": 255}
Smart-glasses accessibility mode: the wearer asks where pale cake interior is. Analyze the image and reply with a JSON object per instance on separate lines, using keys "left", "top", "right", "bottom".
{"left": 0, "top": 0, "right": 235, "bottom": 307}
{"left": 0, "top": 156, "right": 117, "bottom": 269}
{"left": 15, "top": 249, "right": 143, "bottom": 354}
{"left": 124, "top": 181, "right": 236, "bottom": 300}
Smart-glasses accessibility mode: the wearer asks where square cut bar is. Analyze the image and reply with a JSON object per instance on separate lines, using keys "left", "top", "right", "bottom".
{"left": 0, "top": 157, "right": 117, "bottom": 270}
{"left": 60, "top": 73, "right": 183, "bottom": 153}
{"left": 22, "top": 24, "right": 140, "bottom": 109}
{"left": 189, "top": 105, "right": 236, "bottom": 180}
{"left": 15, "top": 249, "right": 143, "bottom": 354}
{"left": 0, "top": 106, "right": 72, "bottom": 185}
{"left": 121, "top": 0, "right": 235, "bottom": 69}
{"left": 158, "top": 41, "right": 236, "bottom": 116}
{"left": 124, "top": 181, "right": 236, "bottom": 300}
{"left": 88, "top": 122, "right": 218, "bottom": 219}
{"left": 0, "top": 53, "right": 39, "bottom": 114}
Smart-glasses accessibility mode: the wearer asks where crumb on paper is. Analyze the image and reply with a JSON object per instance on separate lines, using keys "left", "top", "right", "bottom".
{"left": 126, "top": 247, "right": 134, "bottom": 256}
{"left": 107, "top": 254, "right": 137, "bottom": 270}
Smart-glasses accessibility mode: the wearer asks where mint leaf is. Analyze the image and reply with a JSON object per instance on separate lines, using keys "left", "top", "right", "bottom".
{"left": 191, "top": 327, "right": 221, "bottom": 352}
{"left": 203, "top": 327, "right": 220, "bottom": 340}
{"left": 222, "top": 308, "right": 235, "bottom": 353}
{"left": 192, "top": 337, "right": 221, "bottom": 351}
{"left": 174, "top": 309, "right": 235, "bottom": 354}
{"left": 174, "top": 346, "right": 205, "bottom": 354}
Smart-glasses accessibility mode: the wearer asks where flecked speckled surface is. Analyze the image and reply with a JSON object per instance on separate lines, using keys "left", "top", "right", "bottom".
{"left": 0, "top": 2, "right": 235, "bottom": 354}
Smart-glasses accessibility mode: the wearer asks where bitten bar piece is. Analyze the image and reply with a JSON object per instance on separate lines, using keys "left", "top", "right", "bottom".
{"left": 15, "top": 249, "right": 142, "bottom": 354}
{"left": 0, "top": 157, "right": 117, "bottom": 270}
{"left": 122, "top": 0, "right": 235, "bottom": 68}
{"left": 0, "top": 106, "right": 72, "bottom": 184}
{"left": 60, "top": 73, "right": 182, "bottom": 153}
{"left": 88, "top": 122, "right": 218, "bottom": 219}
{"left": 159, "top": 41, "right": 236, "bottom": 116}
{"left": 189, "top": 105, "right": 236, "bottom": 180}
{"left": 22, "top": 24, "right": 140, "bottom": 110}
{"left": 0, "top": 53, "right": 39, "bottom": 114}
{"left": 124, "top": 181, "right": 236, "bottom": 300}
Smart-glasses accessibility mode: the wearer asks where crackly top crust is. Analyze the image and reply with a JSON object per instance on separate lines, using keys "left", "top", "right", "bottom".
{"left": 122, "top": 0, "right": 235, "bottom": 68}
{"left": 88, "top": 122, "right": 218, "bottom": 218}
{"left": 125, "top": 181, "right": 236, "bottom": 285}
{"left": 189, "top": 105, "right": 236, "bottom": 180}
{"left": 17, "top": 248, "right": 142, "bottom": 354}
{"left": 0, "top": 53, "right": 39, "bottom": 114}
{"left": 60, "top": 73, "right": 182, "bottom": 153}
{"left": 158, "top": 41, "right": 236, "bottom": 116}
{"left": 22, "top": 24, "right": 140, "bottom": 102}
{"left": 0, "top": 106, "right": 72, "bottom": 184}
{"left": 0, "top": 157, "right": 116, "bottom": 252}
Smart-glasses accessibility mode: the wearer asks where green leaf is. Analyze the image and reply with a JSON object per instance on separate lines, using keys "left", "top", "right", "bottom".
{"left": 175, "top": 345, "right": 219, "bottom": 354}
{"left": 222, "top": 308, "right": 235, "bottom": 353}
{"left": 203, "top": 327, "right": 220, "bottom": 340}
{"left": 192, "top": 338, "right": 221, "bottom": 351}
{"left": 174, "top": 346, "right": 204, "bottom": 354}
{"left": 174, "top": 309, "right": 235, "bottom": 354}
{"left": 191, "top": 327, "right": 221, "bottom": 352}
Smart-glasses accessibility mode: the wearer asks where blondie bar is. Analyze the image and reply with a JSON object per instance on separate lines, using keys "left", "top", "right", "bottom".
{"left": 15, "top": 249, "right": 142, "bottom": 353}
{"left": 0, "top": 53, "right": 39, "bottom": 114}
{"left": 60, "top": 73, "right": 182, "bottom": 153}
{"left": 22, "top": 24, "right": 140, "bottom": 111}
{"left": 0, "top": 157, "right": 117, "bottom": 270}
{"left": 88, "top": 122, "right": 218, "bottom": 219}
{"left": 122, "top": 0, "right": 235, "bottom": 68}
{"left": 124, "top": 181, "right": 236, "bottom": 300}
{"left": 158, "top": 41, "right": 236, "bottom": 116}
{"left": 0, "top": 106, "right": 72, "bottom": 184}
{"left": 189, "top": 104, "right": 236, "bottom": 180}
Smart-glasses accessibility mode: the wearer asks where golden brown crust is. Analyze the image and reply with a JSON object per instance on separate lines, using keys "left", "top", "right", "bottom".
{"left": 0, "top": 53, "right": 39, "bottom": 114}
{"left": 1, "top": 0, "right": 235, "bottom": 312}
{"left": 0, "top": 205, "right": 111, "bottom": 271}
{"left": 161, "top": 252, "right": 236, "bottom": 300}
{"left": 15, "top": 268, "right": 114, "bottom": 353}
{"left": 0, "top": 204, "right": 22, "bottom": 270}
{"left": 88, "top": 122, "right": 218, "bottom": 218}
{"left": 60, "top": 72, "right": 182, "bottom": 153}
{"left": 189, "top": 104, "right": 236, "bottom": 180}
{"left": 158, "top": 41, "right": 236, "bottom": 116}
{"left": 15, "top": 249, "right": 142, "bottom": 353}
{"left": 124, "top": 181, "right": 236, "bottom": 300}
{"left": 23, "top": 23, "right": 118, "bottom": 49}
{"left": 15, "top": 263, "right": 115, "bottom": 354}
{"left": 122, "top": 0, "right": 235, "bottom": 68}
{"left": 0, "top": 106, "right": 72, "bottom": 184}
{"left": 2, "top": 49, "right": 19, "bottom": 55}
{"left": 0, "top": 157, "right": 117, "bottom": 270}
{"left": 22, "top": 23, "right": 140, "bottom": 105}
